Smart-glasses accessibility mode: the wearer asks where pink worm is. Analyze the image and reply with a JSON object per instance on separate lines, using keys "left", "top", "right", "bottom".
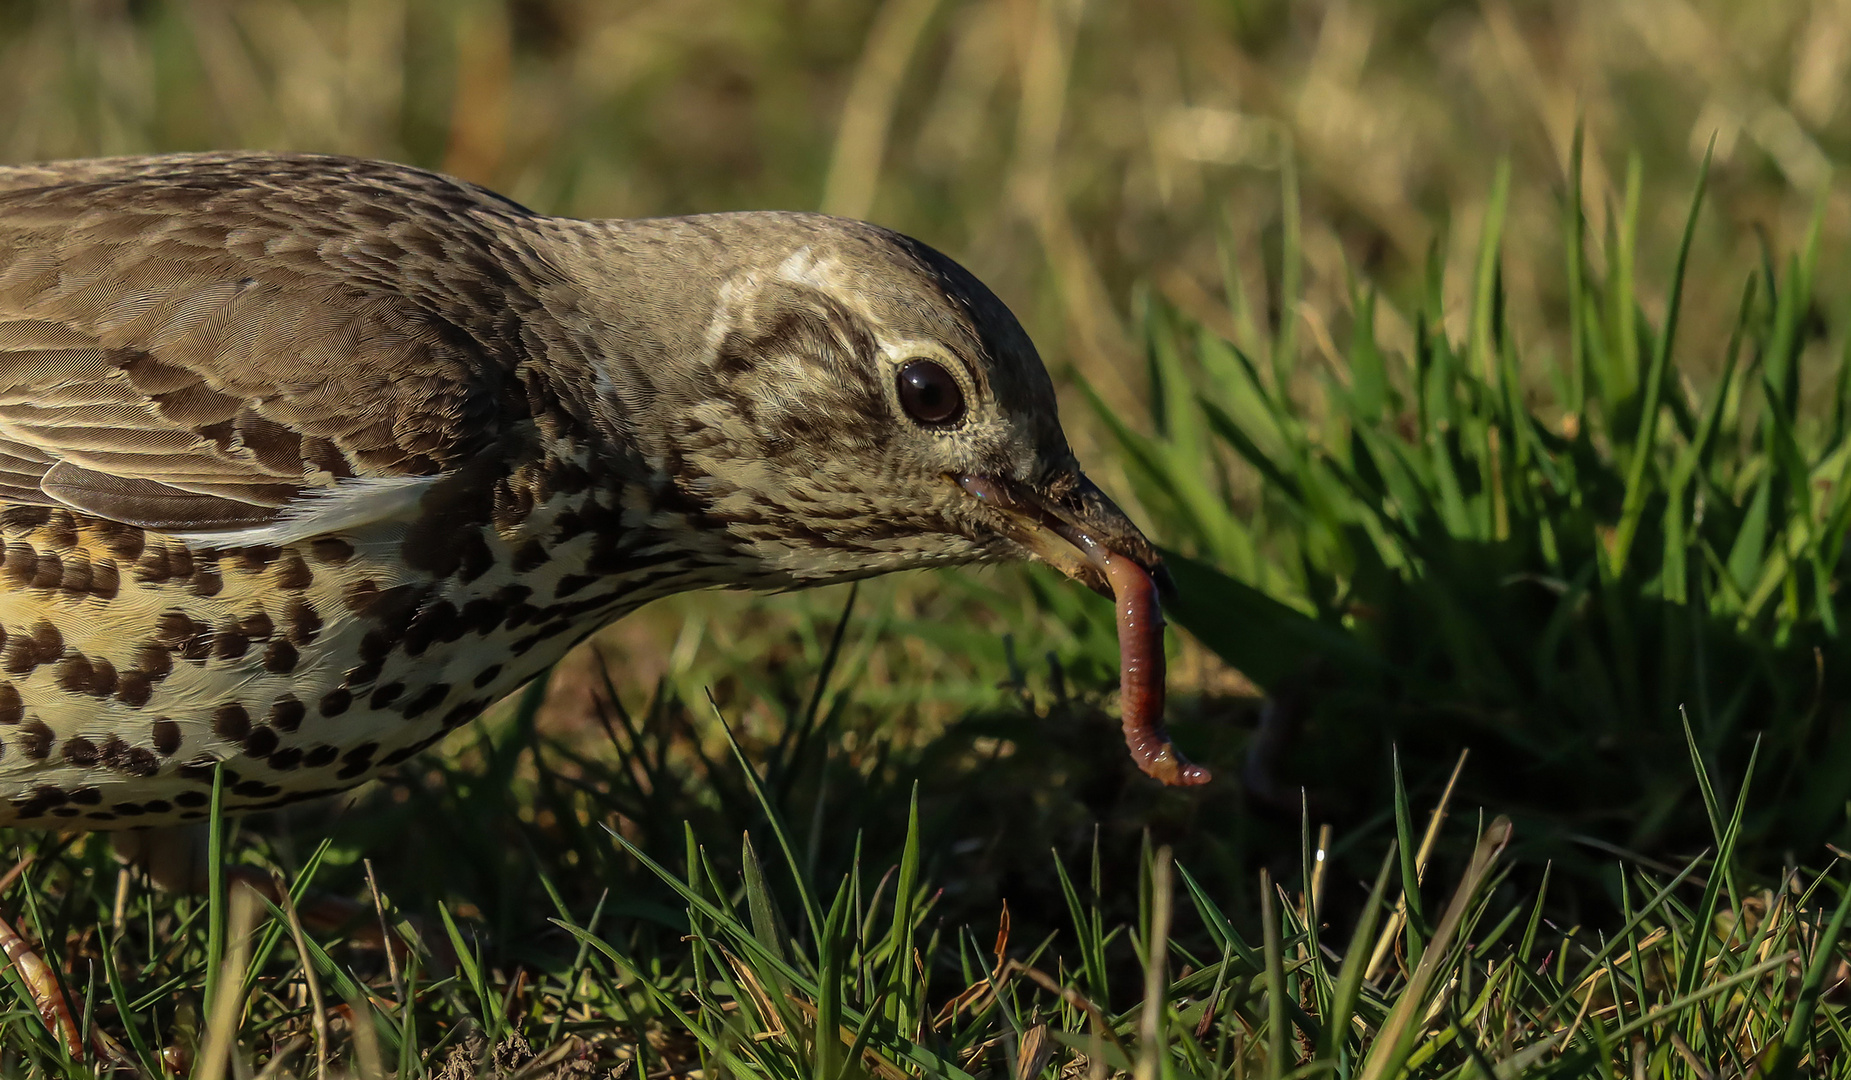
{"left": 1098, "top": 549, "right": 1211, "bottom": 787}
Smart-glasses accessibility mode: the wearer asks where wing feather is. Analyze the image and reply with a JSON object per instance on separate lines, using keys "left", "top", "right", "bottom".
{"left": 0, "top": 152, "right": 555, "bottom": 539}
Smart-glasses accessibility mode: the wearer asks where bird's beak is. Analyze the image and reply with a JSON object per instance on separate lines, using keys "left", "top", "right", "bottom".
{"left": 953, "top": 472, "right": 1167, "bottom": 599}
{"left": 954, "top": 472, "right": 1210, "bottom": 788}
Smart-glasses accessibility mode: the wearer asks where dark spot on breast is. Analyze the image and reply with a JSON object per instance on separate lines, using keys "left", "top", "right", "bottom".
{"left": 104, "top": 528, "right": 144, "bottom": 563}
{"left": 177, "top": 756, "right": 223, "bottom": 783}
{"left": 514, "top": 621, "right": 573, "bottom": 655}
{"left": 554, "top": 574, "right": 594, "bottom": 598}
{"left": 213, "top": 626, "right": 250, "bottom": 660}
{"left": 88, "top": 658, "right": 117, "bottom": 697}
{"left": 51, "top": 655, "right": 89, "bottom": 692}
{"left": 334, "top": 741, "right": 378, "bottom": 779}
{"left": 5, "top": 621, "right": 62, "bottom": 675}
{"left": 310, "top": 537, "right": 354, "bottom": 564}
{"left": 112, "top": 803, "right": 145, "bottom": 816}
{"left": 268, "top": 746, "right": 303, "bottom": 770}
{"left": 0, "top": 683, "right": 22, "bottom": 724}
{"left": 31, "top": 620, "right": 60, "bottom": 658}
{"left": 151, "top": 718, "right": 181, "bottom": 755}
{"left": 105, "top": 738, "right": 158, "bottom": 777}
{"left": 359, "top": 629, "right": 393, "bottom": 665}
{"left": 155, "top": 610, "right": 208, "bottom": 654}
{"left": 98, "top": 735, "right": 128, "bottom": 768}
{"left": 512, "top": 539, "right": 548, "bottom": 573}
{"left": 191, "top": 561, "right": 222, "bottom": 596}
{"left": 243, "top": 726, "right": 278, "bottom": 757}
{"left": 135, "top": 643, "right": 173, "bottom": 679}
{"left": 345, "top": 659, "right": 384, "bottom": 689}
{"left": 285, "top": 600, "right": 321, "bottom": 645}
{"left": 133, "top": 545, "right": 172, "bottom": 584}
{"left": 58, "top": 554, "right": 93, "bottom": 594}
{"left": 303, "top": 744, "right": 339, "bottom": 768}
{"left": 410, "top": 522, "right": 493, "bottom": 581}
{"left": 2, "top": 543, "right": 35, "bottom": 585}
{"left": 472, "top": 664, "right": 502, "bottom": 689}
{"left": 0, "top": 506, "right": 51, "bottom": 531}
{"left": 167, "top": 545, "right": 194, "bottom": 580}
{"left": 455, "top": 530, "right": 495, "bottom": 581}
{"left": 213, "top": 703, "right": 251, "bottom": 740}
{"left": 263, "top": 640, "right": 298, "bottom": 674}
{"left": 401, "top": 684, "right": 452, "bottom": 720}
{"left": 117, "top": 673, "right": 153, "bottom": 707}
{"left": 69, "top": 786, "right": 101, "bottom": 805}
{"left": 173, "top": 792, "right": 207, "bottom": 808}
{"left": 548, "top": 592, "right": 620, "bottom": 623}
{"left": 370, "top": 683, "right": 405, "bottom": 708}
{"left": 240, "top": 611, "right": 274, "bottom": 639}
{"left": 233, "top": 779, "right": 280, "bottom": 798}
{"left": 552, "top": 508, "right": 590, "bottom": 544}
{"left": 28, "top": 551, "right": 61, "bottom": 590}
{"left": 319, "top": 689, "right": 352, "bottom": 717}
{"left": 403, "top": 600, "right": 461, "bottom": 656}
{"left": 43, "top": 512, "right": 77, "bottom": 549}
{"left": 23, "top": 786, "right": 65, "bottom": 808}
{"left": 57, "top": 654, "right": 100, "bottom": 696}
{"left": 19, "top": 721, "right": 53, "bottom": 758}
{"left": 379, "top": 745, "right": 420, "bottom": 766}
{"left": 236, "top": 545, "right": 281, "bottom": 571}
{"left": 362, "top": 584, "right": 427, "bottom": 638}
{"left": 62, "top": 736, "right": 97, "bottom": 767}
{"left": 585, "top": 538, "right": 632, "bottom": 576}
{"left": 90, "top": 560, "right": 120, "bottom": 600}
{"left": 343, "top": 579, "right": 381, "bottom": 613}
{"left": 504, "top": 603, "right": 540, "bottom": 629}
{"left": 269, "top": 696, "right": 305, "bottom": 732}
{"left": 458, "top": 598, "right": 503, "bottom": 635}
{"left": 274, "top": 555, "right": 312, "bottom": 591}
{"left": 441, "top": 699, "right": 486, "bottom": 730}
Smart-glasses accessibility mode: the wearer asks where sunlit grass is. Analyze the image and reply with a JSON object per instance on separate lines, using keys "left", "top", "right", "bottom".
{"left": 5, "top": 684, "right": 1848, "bottom": 1076}
{"left": 3, "top": 1, "right": 1851, "bottom": 1075}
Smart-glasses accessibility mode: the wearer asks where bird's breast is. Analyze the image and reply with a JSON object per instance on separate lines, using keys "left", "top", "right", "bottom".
{"left": 0, "top": 454, "right": 736, "bottom": 830}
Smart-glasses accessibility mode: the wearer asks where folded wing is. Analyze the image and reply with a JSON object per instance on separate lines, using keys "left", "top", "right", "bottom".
{"left": 0, "top": 153, "right": 547, "bottom": 543}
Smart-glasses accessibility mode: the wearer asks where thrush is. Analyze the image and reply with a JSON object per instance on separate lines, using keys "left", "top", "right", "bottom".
{"left": 0, "top": 152, "right": 1206, "bottom": 834}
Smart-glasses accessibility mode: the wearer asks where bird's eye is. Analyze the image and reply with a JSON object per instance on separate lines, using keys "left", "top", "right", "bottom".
{"left": 896, "top": 359, "right": 965, "bottom": 426}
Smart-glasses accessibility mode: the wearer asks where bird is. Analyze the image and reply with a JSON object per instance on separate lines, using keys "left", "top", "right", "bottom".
{"left": 0, "top": 151, "right": 1205, "bottom": 836}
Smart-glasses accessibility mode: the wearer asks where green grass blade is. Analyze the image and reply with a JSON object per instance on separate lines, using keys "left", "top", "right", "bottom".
{"left": 1317, "top": 840, "right": 1398, "bottom": 1062}
{"left": 1764, "top": 876, "right": 1851, "bottom": 1079}
{"left": 1609, "top": 144, "right": 1710, "bottom": 575}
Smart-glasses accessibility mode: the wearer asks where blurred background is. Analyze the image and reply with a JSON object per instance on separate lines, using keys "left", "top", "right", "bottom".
{"left": 4, "top": 0, "right": 1839, "bottom": 390}
{"left": 4, "top": 0, "right": 1850, "bottom": 924}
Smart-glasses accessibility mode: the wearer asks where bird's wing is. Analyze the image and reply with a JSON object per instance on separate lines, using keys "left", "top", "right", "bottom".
{"left": 0, "top": 153, "right": 553, "bottom": 543}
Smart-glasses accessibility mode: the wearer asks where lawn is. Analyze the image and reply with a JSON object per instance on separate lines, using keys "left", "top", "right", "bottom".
{"left": 3, "top": 0, "right": 1851, "bottom": 1076}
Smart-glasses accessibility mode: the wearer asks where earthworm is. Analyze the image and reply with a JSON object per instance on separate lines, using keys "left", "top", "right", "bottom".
{"left": 956, "top": 471, "right": 1208, "bottom": 785}
{"left": 1098, "top": 548, "right": 1211, "bottom": 787}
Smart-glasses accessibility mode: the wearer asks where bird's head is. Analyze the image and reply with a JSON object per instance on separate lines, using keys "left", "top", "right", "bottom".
{"left": 595, "top": 212, "right": 1161, "bottom": 597}
{"left": 571, "top": 211, "right": 1204, "bottom": 785}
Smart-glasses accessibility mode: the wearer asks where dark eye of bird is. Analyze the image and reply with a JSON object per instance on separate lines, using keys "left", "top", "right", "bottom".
{"left": 896, "top": 359, "right": 965, "bottom": 426}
